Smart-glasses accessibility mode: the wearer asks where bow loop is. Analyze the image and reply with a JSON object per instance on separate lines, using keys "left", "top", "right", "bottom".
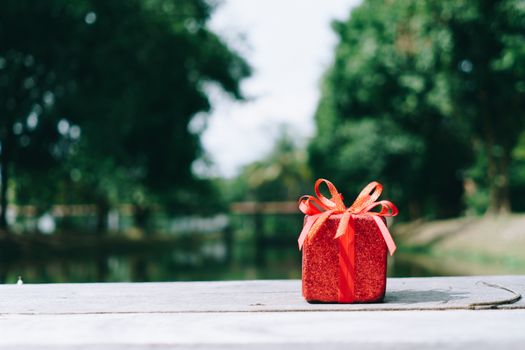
{"left": 313, "top": 178, "right": 346, "bottom": 211}
{"left": 348, "top": 181, "right": 382, "bottom": 213}
{"left": 362, "top": 200, "right": 399, "bottom": 217}
{"left": 298, "top": 179, "right": 398, "bottom": 255}
{"left": 298, "top": 195, "right": 324, "bottom": 215}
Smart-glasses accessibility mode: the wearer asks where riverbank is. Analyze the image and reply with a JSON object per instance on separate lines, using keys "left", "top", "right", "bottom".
{"left": 3, "top": 214, "right": 524, "bottom": 283}
{"left": 394, "top": 214, "right": 525, "bottom": 275}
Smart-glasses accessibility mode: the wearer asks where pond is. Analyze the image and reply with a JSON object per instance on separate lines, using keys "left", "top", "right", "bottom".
{"left": 0, "top": 232, "right": 446, "bottom": 284}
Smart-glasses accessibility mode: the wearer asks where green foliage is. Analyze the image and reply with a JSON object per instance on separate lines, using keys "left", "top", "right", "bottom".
{"left": 58, "top": 0, "right": 249, "bottom": 214}
{"left": 0, "top": 0, "right": 250, "bottom": 229}
{"left": 227, "top": 127, "right": 312, "bottom": 202}
{"left": 310, "top": 0, "right": 470, "bottom": 219}
{"left": 310, "top": 0, "right": 525, "bottom": 218}
{"left": 440, "top": 0, "right": 525, "bottom": 213}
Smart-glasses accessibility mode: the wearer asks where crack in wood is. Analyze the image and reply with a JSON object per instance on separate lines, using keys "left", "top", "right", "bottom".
{"left": 468, "top": 281, "right": 522, "bottom": 310}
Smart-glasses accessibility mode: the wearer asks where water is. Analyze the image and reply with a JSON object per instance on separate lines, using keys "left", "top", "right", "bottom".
{"left": 0, "top": 233, "right": 445, "bottom": 284}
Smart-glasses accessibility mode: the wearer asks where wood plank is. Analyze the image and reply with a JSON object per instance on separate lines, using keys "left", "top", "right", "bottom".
{"left": 0, "top": 310, "right": 524, "bottom": 349}
{"left": 0, "top": 276, "right": 523, "bottom": 315}
{"left": 0, "top": 276, "right": 524, "bottom": 349}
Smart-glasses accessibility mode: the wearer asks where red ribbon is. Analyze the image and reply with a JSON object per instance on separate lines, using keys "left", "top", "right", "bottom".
{"left": 298, "top": 179, "right": 398, "bottom": 302}
{"left": 297, "top": 179, "right": 398, "bottom": 255}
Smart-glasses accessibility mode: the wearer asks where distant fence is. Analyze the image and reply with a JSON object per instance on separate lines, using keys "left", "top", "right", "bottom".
{"left": 4, "top": 201, "right": 301, "bottom": 237}
{"left": 6, "top": 204, "right": 137, "bottom": 217}
{"left": 230, "top": 201, "right": 298, "bottom": 214}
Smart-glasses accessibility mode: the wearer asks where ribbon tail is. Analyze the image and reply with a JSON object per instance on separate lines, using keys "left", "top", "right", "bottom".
{"left": 334, "top": 211, "right": 351, "bottom": 239}
{"left": 372, "top": 215, "right": 397, "bottom": 256}
{"left": 298, "top": 215, "right": 318, "bottom": 250}
{"left": 337, "top": 214, "right": 355, "bottom": 302}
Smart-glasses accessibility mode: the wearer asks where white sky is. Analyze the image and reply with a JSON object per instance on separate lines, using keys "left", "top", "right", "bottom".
{"left": 199, "top": 0, "right": 361, "bottom": 177}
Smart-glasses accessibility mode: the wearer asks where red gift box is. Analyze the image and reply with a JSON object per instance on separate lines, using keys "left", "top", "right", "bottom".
{"left": 298, "top": 179, "right": 398, "bottom": 303}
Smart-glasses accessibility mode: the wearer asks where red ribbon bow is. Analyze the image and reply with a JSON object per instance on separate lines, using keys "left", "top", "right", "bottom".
{"left": 298, "top": 179, "right": 398, "bottom": 255}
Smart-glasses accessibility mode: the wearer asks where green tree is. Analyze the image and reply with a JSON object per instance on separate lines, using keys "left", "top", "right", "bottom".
{"left": 0, "top": 0, "right": 250, "bottom": 232}
{"left": 310, "top": 0, "right": 471, "bottom": 220}
{"left": 437, "top": 0, "right": 525, "bottom": 213}
{"left": 229, "top": 127, "right": 312, "bottom": 203}
{"left": 58, "top": 0, "right": 250, "bottom": 229}
{"left": 310, "top": 0, "right": 525, "bottom": 218}
{"left": 0, "top": 0, "right": 78, "bottom": 230}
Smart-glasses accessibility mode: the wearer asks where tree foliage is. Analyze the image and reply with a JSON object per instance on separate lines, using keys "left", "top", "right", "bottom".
{"left": 0, "top": 0, "right": 250, "bottom": 230}
{"left": 227, "top": 127, "right": 312, "bottom": 203}
{"left": 440, "top": 0, "right": 525, "bottom": 213}
{"left": 310, "top": 0, "right": 525, "bottom": 219}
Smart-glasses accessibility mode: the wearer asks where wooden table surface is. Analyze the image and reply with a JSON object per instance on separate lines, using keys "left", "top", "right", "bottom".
{"left": 1, "top": 275, "right": 524, "bottom": 349}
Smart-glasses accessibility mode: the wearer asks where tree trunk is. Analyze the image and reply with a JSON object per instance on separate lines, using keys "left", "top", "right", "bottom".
{"left": 95, "top": 198, "right": 110, "bottom": 235}
{"left": 485, "top": 149, "right": 499, "bottom": 215}
{"left": 408, "top": 199, "right": 422, "bottom": 220}
{"left": 496, "top": 148, "right": 511, "bottom": 214}
{"left": 0, "top": 155, "right": 8, "bottom": 231}
{"left": 0, "top": 124, "right": 13, "bottom": 232}
{"left": 482, "top": 111, "right": 512, "bottom": 215}
{"left": 480, "top": 90, "right": 504, "bottom": 215}
{"left": 132, "top": 204, "right": 151, "bottom": 233}
{"left": 484, "top": 144, "right": 511, "bottom": 215}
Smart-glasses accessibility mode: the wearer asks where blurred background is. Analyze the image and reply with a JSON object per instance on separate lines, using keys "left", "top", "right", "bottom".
{"left": 1, "top": 0, "right": 525, "bottom": 284}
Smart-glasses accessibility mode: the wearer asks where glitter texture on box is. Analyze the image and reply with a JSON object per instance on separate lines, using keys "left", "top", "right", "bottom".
{"left": 298, "top": 179, "right": 398, "bottom": 303}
